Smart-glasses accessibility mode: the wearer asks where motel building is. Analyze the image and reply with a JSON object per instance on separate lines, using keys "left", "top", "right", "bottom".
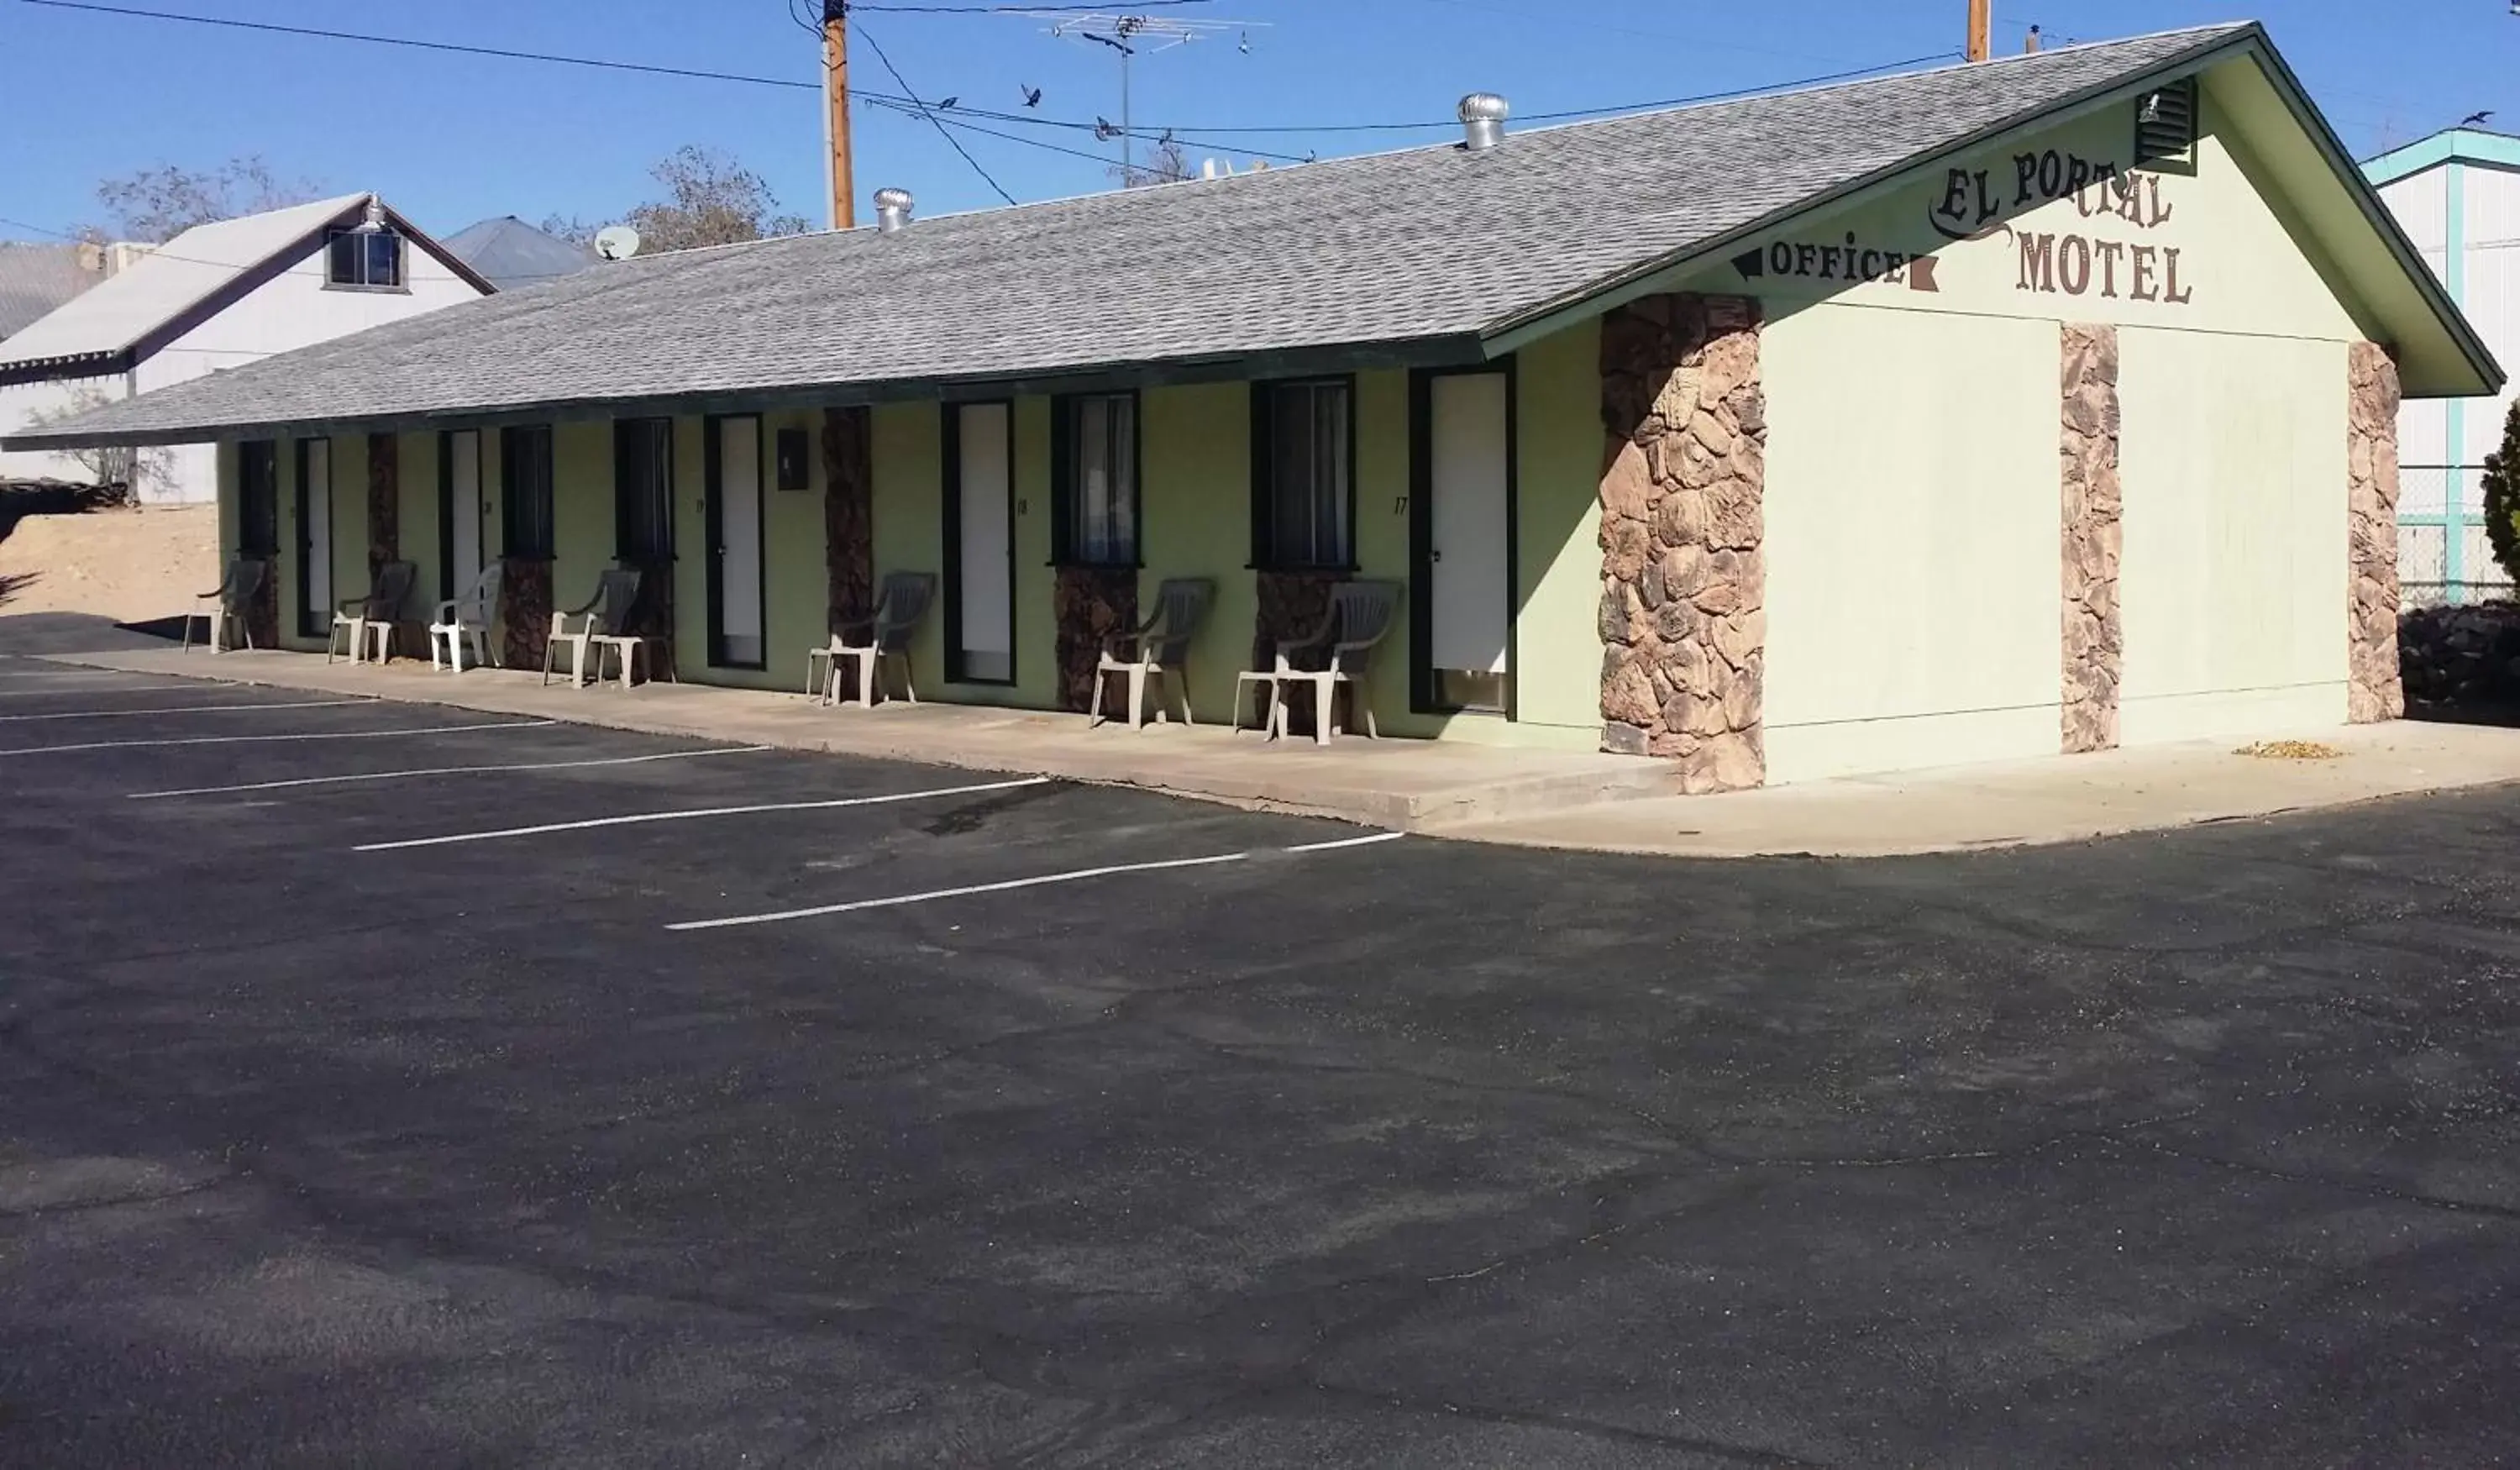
{"left": 13, "top": 24, "right": 2496, "bottom": 794}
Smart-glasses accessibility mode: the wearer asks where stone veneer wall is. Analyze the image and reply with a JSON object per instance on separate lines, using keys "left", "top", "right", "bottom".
{"left": 822, "top": 407, "right": 875, "bottom": 633}
{"left": 1596, "top": 292, "right": 1767, "bottom": 794}
{"left": 1252, "top": 570, "right": 1340, "bottom": 736}
{"left": 2348, "top": 342, "right": 2406, "bottom": 723}
{"left": 1054, "top": 567, "right": 1137, "bottom": 713}
{"left": 2060, "top": 324, "right": 2124, "bottom": 753}
{"left": 501, "top": 558, "right": 553, "bottom": 670}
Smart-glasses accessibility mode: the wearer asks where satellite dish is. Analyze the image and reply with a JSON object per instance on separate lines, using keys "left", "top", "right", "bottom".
{"left": 594, "top": 225, "right": 641, "bottom": 261}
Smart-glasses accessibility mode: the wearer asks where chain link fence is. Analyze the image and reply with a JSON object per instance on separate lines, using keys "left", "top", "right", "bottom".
{"left": 2398, "top": 465, "right": 2512, "bottom": 608}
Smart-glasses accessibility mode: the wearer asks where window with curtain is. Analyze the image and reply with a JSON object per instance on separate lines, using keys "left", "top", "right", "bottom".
{"left": 238, "top": 440, "right": 279, "bottom": 554}
{"left": 1256, "top": 379, "right": 1352, "bottom": 570}
{"left": 613, "top": 418, "right": 675, "bottom": 564}
{"left": 501, "top": 425, "right": 554, "bottom": 558}
{"left": 324, "top": 228, "right": 404, "bottom": 288}
{"left": 1057, "top": 393, "right": 1138, "bottom": 565}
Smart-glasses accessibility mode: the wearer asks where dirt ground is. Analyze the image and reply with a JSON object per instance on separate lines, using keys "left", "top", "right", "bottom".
{"left": 0, "top": 504, "right": 216, "bottom": 624}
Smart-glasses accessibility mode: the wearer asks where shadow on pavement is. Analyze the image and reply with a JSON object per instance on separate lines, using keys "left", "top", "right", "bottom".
{"left": 0, "top": 610, "right": 187, "bottom": 658}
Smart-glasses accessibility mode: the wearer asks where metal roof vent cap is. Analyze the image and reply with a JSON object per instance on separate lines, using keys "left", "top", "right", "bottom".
{"left": 1458, "top": 93, "right": 1509, "bottom": 151}
{"left": 874, "top": 187, "right": 915, "bottom": 234}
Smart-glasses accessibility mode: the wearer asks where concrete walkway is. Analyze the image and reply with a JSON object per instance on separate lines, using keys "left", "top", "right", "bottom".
{"left": 1443, "top": 718, "right": 2520, "bottom": 856}
{"left": 45, "top": 645, "right": 1672, "bottom": 829}
{"left": 47, "top": 644, "right": 2520, "bottom": 853}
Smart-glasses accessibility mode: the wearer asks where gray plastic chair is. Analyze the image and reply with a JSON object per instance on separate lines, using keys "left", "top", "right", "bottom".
{"left": 543, "top": 565, "right": 644, "bottom": 688}
{"left": 1091, "top": 577, "right": 1215, "bottom": 730}
{"left": 328, "top": 559, "right": 416, "bottom": 664}
{"left": 814, "top": 571, "right": 935, "bottom": 707}
{"left": 1258, "top": 579, "right": 1402, "bottom": 745}
{"left": 186, "top": 557, "right": 267, "bottom": 654}
{"left": 429, "top": 563, "right": 504, "bottom": 672}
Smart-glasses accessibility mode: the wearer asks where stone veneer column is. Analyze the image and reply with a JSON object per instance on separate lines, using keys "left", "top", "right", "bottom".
{"left": 2060, "top": 324, "right": 2124, "bottom": 753}
{"left": 500, "top": 557, "right": 553, "bottom": 671}
{"left": 1054, "top": 567, "right": 1137, "bottom": 713}
{"left": 1252, "top": 570, "right": 1339, "bottom": 736}
{"left": 2348, "top": 342, "right": 2407, "bottom": 723}
{"left": 823, "top": 407, "right": 875, "bottom": 633}
{"left": 1596, "top": 292, "right": 1767, "bottom": 794}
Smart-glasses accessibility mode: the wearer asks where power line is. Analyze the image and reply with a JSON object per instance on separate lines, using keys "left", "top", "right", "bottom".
{"left": 20, "top": 0, "right": 825, "bottom": 92}
{"left": 851, "top": 20, "right": 1021, "bottom": 205}
{"left": 26, "top": 0, "right": 1955, "bottom": 140}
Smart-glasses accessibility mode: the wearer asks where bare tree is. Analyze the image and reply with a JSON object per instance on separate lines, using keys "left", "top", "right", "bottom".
{"left": 22, "top": 384, "right": 171, "bottom": 504}
{"left": 537, "top": 214, "right": 601, "bottom": 249}
{"left": 91, "top": 155, "right": 323, "bottom": 243}
{"left": 1112, "top": 136, "right": 1194, "bottom": 190}
{"left": 617, "top": 146, "right": 811, "bottom": 253}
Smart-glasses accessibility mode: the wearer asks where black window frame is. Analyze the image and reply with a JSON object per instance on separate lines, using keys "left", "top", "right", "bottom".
{"left": 324, "top": 228, "right": 406, "bottom": 290}
{"left": 237, "top": 439, "right": 280, "bottom": 556}
{"left": 1050, "top": 391, "right": 1142, "bottom": 569}
{"left": 612, "top": 417, "right": 676, "bottom": 566}
{"left": 1248, "top": 375, "right": 1358, "bottom": 573}
{"left": 499, "top": 424, "right": 555, "bottom": 559}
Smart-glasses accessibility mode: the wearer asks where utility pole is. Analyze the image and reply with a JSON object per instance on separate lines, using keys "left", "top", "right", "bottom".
{"left": 824, "top": 0, "right": 856, "bottom": 228}
{"left": 1966, "top": 0, "right": 1991, "bottom": 61}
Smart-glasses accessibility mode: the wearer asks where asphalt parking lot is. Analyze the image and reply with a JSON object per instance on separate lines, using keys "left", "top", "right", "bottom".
{"left": 4, "top": 629, "right": 2520, "bottom": 1467}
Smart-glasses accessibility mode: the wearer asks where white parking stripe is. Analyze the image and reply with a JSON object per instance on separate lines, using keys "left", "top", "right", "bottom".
{"left": 0, "top": 684, "right": 170, "bottom": 701}
{"left": 0, "top": 719, "right": 558, "bottom": 758}
{"left": 1284, "top": 831, "right": 1411, "bottom": 854}
{"left": 353, "top": 775, "right": 1055, "bottom": 853}
{"left": 0, "top": 698, "right": 369, "bottom": 724}
{"left": 129, "top": 744, "right": 776, "bottom": 800}
{"left": 664, "top": 830, "right": 1408, "bottom": 932}
{"left": 0, "top": 669, "right": 141, "bottom": 683}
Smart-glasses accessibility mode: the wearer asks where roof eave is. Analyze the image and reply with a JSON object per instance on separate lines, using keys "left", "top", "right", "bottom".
{"left": 0, "top": 333, "right": 1491, "bottom": 450}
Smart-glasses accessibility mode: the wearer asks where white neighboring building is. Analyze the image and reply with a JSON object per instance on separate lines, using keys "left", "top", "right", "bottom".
{"left": 2366, "top": 129, "right": 2520, "bottom": 605}
{"left": 0, "top": 194, "right": 491, "bottom": 503}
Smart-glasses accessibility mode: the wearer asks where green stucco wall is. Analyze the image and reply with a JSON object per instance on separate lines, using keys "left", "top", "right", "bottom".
{"left": 208, "top": 320, "right": 1615, "bottom": 751}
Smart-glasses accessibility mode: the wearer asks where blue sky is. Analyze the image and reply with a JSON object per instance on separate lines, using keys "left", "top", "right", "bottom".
{"left": 0, "top": 0, "right": 2513, "bottom": 244}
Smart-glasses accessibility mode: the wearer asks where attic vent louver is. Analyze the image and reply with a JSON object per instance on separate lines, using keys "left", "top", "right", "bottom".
{"left": 2134, "top": 77, "right": 2197, "bottom": 169}
{"left": 1458, "top": 93, "right": 1509, "bottom": 151}
{"left": 874, "top": 187, "right": 915, "bottom": 234}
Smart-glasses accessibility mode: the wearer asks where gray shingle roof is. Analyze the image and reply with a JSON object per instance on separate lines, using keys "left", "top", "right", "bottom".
{"left": 0, "top": 244, "right": 103, "bottom": 342}
{"left": 441, "top": 216, "right": 601, "bottom": 293}
{"left": 14, "top": 25, "right": 2250, "bottom": 445}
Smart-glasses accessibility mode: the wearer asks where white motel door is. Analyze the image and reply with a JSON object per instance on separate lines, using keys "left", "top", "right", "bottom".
{"left": 714, "top": 417, "right": 766, "bottom": 667}
{"left": 445, "top": 430, "right": 484, "bottom": 595}
{"left": 955, "top": 403, "right": 1014, "bottom": 683}
{"left": 1428, "top": 370, "right": 1511, "bottom": 710}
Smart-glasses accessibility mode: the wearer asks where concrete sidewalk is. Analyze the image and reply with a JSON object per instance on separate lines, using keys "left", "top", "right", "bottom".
{"left": 48, "top": 643, "right": 2520, "bottom": 853}
{"left": 1441, "top": 718, "right": 2520, "bottom": 856}
{"left": 45, "top": 645, "right": 1674, "bottom": 829}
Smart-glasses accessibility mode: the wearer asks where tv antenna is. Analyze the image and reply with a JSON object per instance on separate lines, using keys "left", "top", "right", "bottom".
{"left": 1043, "top": 12, "right": 1266, "bottom": 184}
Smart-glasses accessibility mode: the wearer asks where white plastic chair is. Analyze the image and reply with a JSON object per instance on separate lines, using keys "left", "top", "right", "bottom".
{"left": 543, "top": 566, "right": 643, "bottom": 689}
{"left": 185, "top": 558, "right": 267, "bottom": 654}
{"left": 812, "top": 571, "right": 934, "bottom": 707}
{"left": 1263, "top": 580, "right": 1401, "bottom": 746}
{"left": 429, "top": 563, "right": 504, "bottom": 672}
{"left": 327, "top": 560, "right": 415, "bottom": 665}
{"left": 1090, "top": 578, "right": 1214, "bottom": 730}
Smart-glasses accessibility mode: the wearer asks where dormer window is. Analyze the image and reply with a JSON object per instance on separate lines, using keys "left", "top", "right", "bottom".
{"left": 325, "top": 227, "right": 404, "bottom": 289}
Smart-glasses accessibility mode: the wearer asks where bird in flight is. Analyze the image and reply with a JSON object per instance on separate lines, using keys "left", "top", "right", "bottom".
{"left": 1021, "top": 84, "right": 1043, "bottom": 108}
{"left": 2464, "top": 109, "right": 2496, "bottom": 127}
